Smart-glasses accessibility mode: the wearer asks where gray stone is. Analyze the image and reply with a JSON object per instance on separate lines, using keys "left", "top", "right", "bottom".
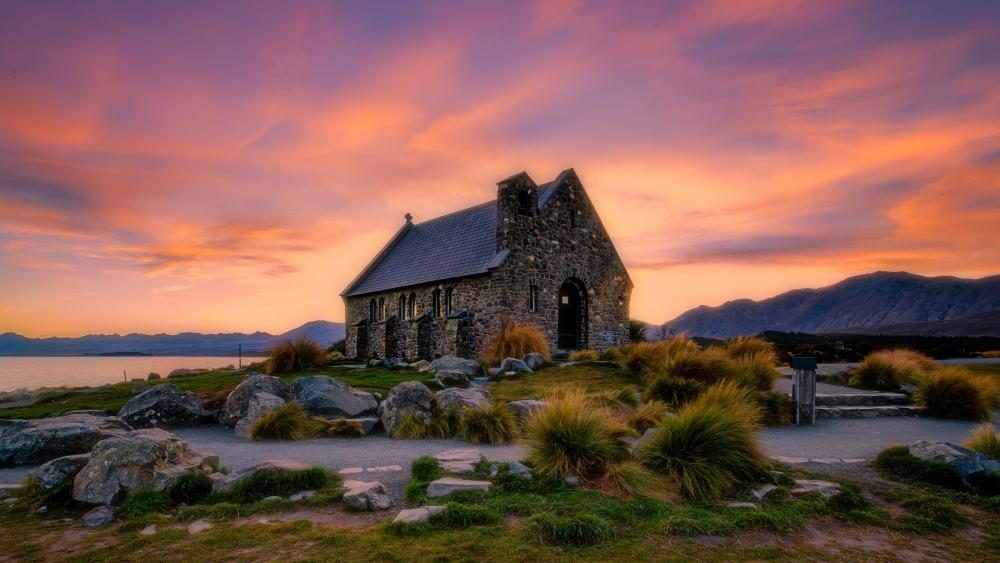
{"left": 431, "top": 355, "right": 482, "bottom": 377}
{"left": 380, "top": 381, "right": 437, "bottom": 435}
{"left": 73, "top": 428, "right": 218, "bottom": 505}
{"left": 498, "top": 357, "right": 532, "bottom": 374}
{"left": 725, "top": 502, "right": 759, "bottom": 510}
{"left": 907, "top": 440, "right": 1000, "bottom": 477}
{"left": 750, "top": 484, "right": 776, "bottom": 501}
{"left": 368, "top": 359, "right": 382, "bottom": 368}
{"left": 507, "top": 399, "right": 547, "bottom": 423}
{"left": 433, "top": 449, "right": 484, "bottom": 473}
{"left": 393, "top": 505, "right": 447, "bottom": 523}
{"left": 768, "top": 470, "right": 785, "bottom": 482}
{"left": 349, "top": 417, "right": 382, "bottom": 435}
{"left": 292, "top": 376, "right": 378, "bottom": 418}
{"left": 565, "top": 476, "right": 580, "bottom": 486}
{"left": 30, "top": 454, "right": 90, "bottom": 490}
{"left": 117, "top": 383, "right": 210, "bottom": 429}
{"left": 490, "top": 460, "right": 532, "bottom": 479}
{"left": 523, "top": 353, "right": 548, "bottom": 370}
{"left": 188, "top": 520, "right": 212, "bottom": 534}
{"left": 37, "top": 505, "right": 48, "bottom": 514}
{"left": 2, "top": 497, "right": 16, "bottom": 505}
{"left": 790, "top": 479, "right": 841, "bottom": 499}
{"left": 428, "top": 371, "right": 470, "bottom": 389}
{"left": 289, "top": 490, "right": 315, "bottom": 501}
{"left": 234, "top": 392, "right": 286, "bottom": 438}
{"left": 425, "top": 477, "right": 492, "bottom": 498}
{"left": 81, "top": 505, "right": 115, "bottom": 527}
{"left": 139, "top": 524, "right": 157, "bottom": 536}
{"left": 262, "top": 495, "right": 282, "bottom": 501}
{"left": 221, "top": 374, "right": 292, "bottom": 427}
{"left": 0, "top": 412, "right": 131, "bottom": 467}
{"left": 212, "top": 459, "right": 313, "bottom": 494}
{"left": 410, "top": 360, "right": 433, "bottom": 372}
{"left": 436, "top": 388, "right": 493, "bottom": 412}
{"left": 341, "top": 480, "right": 393, "bottom": 511}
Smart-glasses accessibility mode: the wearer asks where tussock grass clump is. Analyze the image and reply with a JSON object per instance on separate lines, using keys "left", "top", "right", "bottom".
{"left": 624, "top": 337, "right": 700, "bottom": 378}
{"left": 460, "top": 403, "right": 518, "bottom": 444}
{"left": 599, "top": 347, "right": 626, "bottom": 363}
{"left": 730, "top": 351, "right": 779, "bottom": 391}
{"left": 646, "top": 374, "right": 702, "bottom": 406}
{"left": 249, "top": 401, "right": 312, "bottom": 440}
{"left": 431, "top": 407, "right": 463, "bottom": 439}
{"left": 430, "top": 502, "right": 501, "bottom": 527}
{"left": 525, "top": 512, "right": 615, "bottom": 546}
{"left": 873, "top": 445, "right": 965, "bottom": 490}
{"left": 525, "top": 390, "right": 633, "bottom": 479}
{"left": 484, "top": 319, "right": 550, "bottom": 364}
{"left": 229, "top": 466, "right": 336, "bottom": 503}
{"left": 627, "top": 401, "right": 669, "bottom": 434}
{"left": 266, "top": 336, "right": 327, "bottom": 374}
{"left": 118, "top": 487, "right": 173, "bottom": 520}
{"left": 311, "top": 417, "right": 365, "bottom": 438}
{"left": 758, "top": 390, "right": 794, "bottom": 427}
{"left": 638, "top": 402, "right": 768, "bottom": 501}
{"left": 965, "top": 423, "right": 1000, "bottom": 460}
{"left": 599, "top": 460, "right": 674, "bottom": 502}
{"left": 690, "top": 381, "right": 764, "bottom": 431}
{"left": 168, "top": 471, "right": 213, "bottom": 505}
{"left": 914, "top": 367, "right": 997, "bottom": 422}
{"left": 392, "top": 412, "right": 435, "bottom": 439}
{"left": 569, "top": 349, "right": 600, "bottom": 362}
{"left": 410, "top": 456, "right": 442, "bottom": 482}
{"left": 660, "top": 347, "right": 736, "bottom": 386}
{"left": 850, "top": 349, "right": 934, "bottom": 390}
{"left": 724, "top": 336, "right": 777, "bottom": 363}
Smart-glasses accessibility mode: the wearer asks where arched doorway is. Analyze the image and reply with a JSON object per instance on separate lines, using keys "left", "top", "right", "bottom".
{"left": 355, "top": 321, "right": 368, "bottom": 359}
{"left": 558, "top": 278, "right": 587, "bottom": 350}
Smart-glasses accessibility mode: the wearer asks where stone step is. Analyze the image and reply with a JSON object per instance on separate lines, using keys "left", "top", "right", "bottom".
{"left": 816, "top": 405, "right": 922, "bottom": 419}
{"left": 815, "top": 392, "right": 908, "bottom": 407}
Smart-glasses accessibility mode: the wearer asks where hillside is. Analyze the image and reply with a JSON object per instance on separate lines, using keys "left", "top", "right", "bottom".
{"left": 660, "top": 271, "right": 1000, "bottom": 338}
{"left": 0, "top": 320, "right": 345, "bottom": 356}
{"left": 834, "top": 309, "right": 1000, "bottom": 337}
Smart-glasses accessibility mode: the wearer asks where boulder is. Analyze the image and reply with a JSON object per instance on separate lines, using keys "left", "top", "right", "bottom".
{"left": 393, "top": 505, "right": 446, "bottom": 523}
{"left": 430, "top": 355, "right": 481, "bottom": 377}
{"left": 410, "top": 360, "right": 433, "bottom": 373}
{"left": 436, "top": 388, "right": 493, "bottom": 412}
{"left": 211, "top": 459, "right": 313, "bottom": 494}
{"left": 291, "top": 376, "right": 378, "bottom": 418}
{"left": 81, "top": 505, "right": 116, "bottom": 527}
{"left": 426, "top": 477, "right": 492, "bottom": 498}
{"left": 341, "top": 480, "right": 393, "bottom": 511}
{"left": 789, "top": 479, "right": 841, "bottom": 499}
{"left": 0, "top": 412, "right": 131, "bottom": 467}
{"left": 351, "top": 417, "right": 382, "bottom": 435}
{"left": 427, "top": 371, "right": 469, "bottom": 389}
{"left": 507, "top": 399, "right": 547, "bottom": 423}
{"left": 380, "top": 382, "right": 437, "bottom": 435}
{"left": 234, "top": 393, "right": 286, "bottom": 438}
{"left": 523, "top": 353, "right": 548, "bottom": 370}
{"left": 72, "top": 428, "right": 219, "bottom": 505}
{"left": 433, "top": 449, "right": 484, "bottom": 473}
{"left": 221, "top": 373, "right": 292, "bottom": 426}
{"left": 188, "top": 520, "right": 212, "bottom": 534}
{"left": 490, "top": 460, "right": 532, "bottom": 480}
{"left": 140, "top": 524, "right": 157, "bottom": 536}
{"left": 117, "top": 383, "right": 211, "bottom": 429}
{"left": 750, "top": 484, "right": 776, "bottom": 501}
{"left": 498, "top": 357, "right": 532, "bottom": 374}
{"left": 907, "top": 440, "right": 1000, "bottom": 477}
{"left": 30, "top": 453, "right": 91, "bottom": 490}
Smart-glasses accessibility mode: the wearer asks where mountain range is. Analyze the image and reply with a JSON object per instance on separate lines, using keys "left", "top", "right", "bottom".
{"left": 0, "top": 320, "right": 345, "bottom": 356}
{"left": 659, "top": 271, "right": 1000, "bottom": 339}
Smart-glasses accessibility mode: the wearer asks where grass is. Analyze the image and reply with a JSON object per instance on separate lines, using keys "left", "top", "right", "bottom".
{"left": 627, "top": 401, "right": 668, "bottom": 434}
{"left": 310, "top": 417, "right": 366, "bottom": 437}
{"left": 965, "top": 423, "right": 1000, "bottom": 459}
{"left": 525, "top": 512, "right": 616, "bottom": 546}
{"left": 227, "top": 466, "right": 338, "bottom": 504}
{"left": 460, "top": 402, "right": 518, "bottom": 444}
{"left": 492, "top": 362, "right": 637, "bottom": 402}
{"left": 724, "top": 336, "right": 777, "bottom": 364}
{"left": 391, "top": 412, "right": 436, "bottom": 439}
{"left": 624, "top": 337, "right": 700, "bottom": 379}
{"left": 849, "top": 349, "right": 934, "bottom": 390}
{"left": 570, "top": 350, "right": 601, "bottom": 362}
{"left": 657, "top": 347, "right": 736, "bottom": 386}
{"left": 168, "top": 471, "right": 213, "bottom": 505}
{"left": 645, "top": 374, "right": 702, "bottom": 406}
{"left": 249, "top": 401, "right": 312, "bottom": 440}
{"left": 873, "top": 445, "right": 966, "bottom": 491}
{"left": 914, "top": 366, "right": 997, "bottom": 422}
{"left": 729, "top": 351, "right": 779, "bottom": 391}
{"left": 266, "top": 336, "right": 327, "bottom": 374}
{"left": 689, "top": 381, "right": 764, "bottom": 431}
{"left": 483, "top": 318, "right": 550, "bottom": 365}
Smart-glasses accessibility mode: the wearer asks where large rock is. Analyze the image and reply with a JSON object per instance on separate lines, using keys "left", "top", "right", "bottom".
{"left": 380, "top": 382, "right": 437, "bottom": 435}
{"left": 221, "top": 373, "right": 292, "bottom": 426}
{"left": 72, "top": 428, "right": 218, "bottom": 505}
{"left": 426, "top": 477, "right": 492, "bottom": 498}
{"left": 81, "top": 505, "right": 116, "bottom": 527}
{"left": 291, "top": 376, "right": 378, "bottom": 418}
{"left": 393, "top": 505, "right": 446, "bottom": 523}
{"left": 427, "top": 371, "right": 470, "bottom": 389}
{"left": 30, "top": 454, "right": 91, "bottom": 490}
{"left": 211, "top": 459, "right": 313, "bottom": 494}
{"left": 341, "top": 480, "right": 393, "bottom": 511}
{"left": 436, "top": 388, "right": 493, "bottom": 412}
{"left": 117, "top": 383, "right": 211, "bottom": 429}
{"left": 434, "top": 449, "right": 484, "bottom": 473}
{"left": 908, "top": 440, "right": 1000, "bottom": 477}
{"left": 0, "top": 413, "right": 131, "bottom": 467}
{"left": 430, "top": 355, "right": 481, "bottom": 377}
{"left": 410, "top": 360, "right": 433, "bottom": 373}
{"left": 507, "top": 399, "right": 547, "bottom": 423}
{"left": 234, "top": 393, "right": 286, "bottom": 438}
{"left": 523, "top": 353, "right": 548, "bottom": 370}
{"left": 499, "top": 357, "right": 532, "bottom": 374}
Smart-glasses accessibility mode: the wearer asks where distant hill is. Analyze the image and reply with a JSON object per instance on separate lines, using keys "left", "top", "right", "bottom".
{"left": 834, "top": 309, "right": 1000, "bottom": 337}
{"left": 659, "top": 271, "right": 1000, "bottom": 339}
{"left": 0, "top": 320, "right": 345, "bottom": 356}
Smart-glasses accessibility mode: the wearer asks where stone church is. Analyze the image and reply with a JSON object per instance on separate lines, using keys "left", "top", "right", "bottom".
{"left": 341, "top": 169, "right": 632, "bottom": 360}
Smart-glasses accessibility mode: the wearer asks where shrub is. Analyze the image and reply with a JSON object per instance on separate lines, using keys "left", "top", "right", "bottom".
{"left": 613, "top": 387, "right": 641, "bottom": 407}
{"left": 914, "top": 367, "right": 996, "bottom": 422}
{"left": 460, "top": 403, "right": 518, "bottom": 444}
{"left": 228, "top": 466, "right": 335, "bottom": 503}
{"left": 729, "top": 351, "right": 779, "bottom": 390}
{"left": 118, "top": 487, "right": 173, "bottom": 519}
{"left": 410, "top": 456, "right": 442, "bottom": 482}
{"left": 849, "top": 349, "right": 934, "bottom": 390}
{"left": 965, "top": 423, "right": 1000, "bottom": 459}
{"left": 525, "top": 389, "right": 633, "bottom": 479}
{"left": 569, "top": 349, "right": 600, "bottom": 362}
{"left": 724, "top": 336, "right": 776, "bottom": 362}
{"left": 311, "top": 417, "right": 365, "bottom": 438}
{"left": 624, "top": 337, "right": 699, "bottom": 378}
{"left": 757, "top": 391, "right": 794, "bottom": 426}
{"left": 431, "top": 406, "right": 462, "bottom": 439}
{"left": 660, "top": 347, "right": 736, "bottom": 386}
{"left": 168, "top": 471, "right": 213, "bottom": 505}
{"left": 690, "top": 380, "right": 764, "bottom": 431}
{"left": 525, "top": 512, "right": 615, "bottom": 546}
{"left": 266, "top": 336, "right": 326, "bottom": 374}
{"left": 638, "top": 402, "right": 767, "bottom": 501}
{"left": 600, "top": 460, "right": 673, "bottom": 502}
{"left": 628, "top": 320, "right": 648, "bottom": 343}
{"left": 892, "top": 494, "right": 966, "bottom": 534}
{"left": 430, "top": 502, "right": 501, "bottom": 527}
{"left": 873, "top": 445, "right": 965, "bottom": 490}
{"left": 483, "top": 318, "right": 550, "bottom": 364}
{"left": 599, "top": 347, "right": 626, "bottom": 363}
{"left": 646, "top": 375, "right": 702, "bottom": 406}
{"left": 392, "top": 412, "right": 435, "bottom": 439}
{"left": 627, "top": 401, "right": 668, "bottom": 434}
{"left": 249, "top": 401, "right": 312, "bottom": 440}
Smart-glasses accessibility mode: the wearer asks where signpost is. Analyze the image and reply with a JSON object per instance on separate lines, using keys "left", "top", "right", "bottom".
{"left": 791, "top": 356, "right": 817, "bottom": 425}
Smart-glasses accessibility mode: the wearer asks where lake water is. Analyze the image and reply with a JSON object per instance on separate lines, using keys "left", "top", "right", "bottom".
{"left": 0, "top": 356, "right": 246, "bottom": 392}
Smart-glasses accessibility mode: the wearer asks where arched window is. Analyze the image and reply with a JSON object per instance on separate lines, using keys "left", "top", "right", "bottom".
{"left": 444, "top": 287, "right": 454, "bottom": 316}
{"left": 369, "top": 299, "right": 377, "bottom": 323}
{"left": 378, "top": 298, "right": 385, "bottom": 320}
{"left": 407, "top": 293, "right": 416, "bottom": 318}
{"left": 398, "top": 295, "right": 406, "bottom": 319}
{"left": 432, "top": 289, "right": 441, "bottom": 317}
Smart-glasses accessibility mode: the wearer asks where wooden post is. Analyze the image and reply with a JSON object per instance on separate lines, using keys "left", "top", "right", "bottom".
{"left": 238, "top": 344, "right": 242, "bottom": 369}
{"left": 791, "top": 357, "right": 817, "bottom": 425}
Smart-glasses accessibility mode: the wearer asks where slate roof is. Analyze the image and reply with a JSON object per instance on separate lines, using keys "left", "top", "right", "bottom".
{"left": 342, "top": 181, "right": 556, "bottom": 297}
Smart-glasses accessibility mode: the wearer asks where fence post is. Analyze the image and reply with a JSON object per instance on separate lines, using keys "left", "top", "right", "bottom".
{"left": 791, "top": 356, "right": 817, "bottom": 425}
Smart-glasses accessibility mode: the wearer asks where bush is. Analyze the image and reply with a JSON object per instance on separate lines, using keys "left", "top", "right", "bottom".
{"left": 168, "top": 471, "right": 213, "bottom": 505}
{"left": 724, "top": 336, "right": 776, "bottom": 363}
{"left": 460, "top": 403, "right": 518, "bottom": 444}
{"left": 249, "top": 401, "right": 312, "bottom": 440}
{"left": 659, "top": 347, "right": 736, "bottom": 386}
{"left": 431, "top": 407, "right": 462, "bottom": 439}
{"left": 628, "top": 320, "right": 647, "bottom": 343}
{"left": 600, "top": 461, "right": 673, "bottom": 502}
{"left": 311, "top": 418, "right": 365, "bottom": 438}
{"left": 757, "top": 391, "right": 794, "bottom": 426}
{"left": 599, "top": 347, "right": 626, "bottom": 363}
{"left": 392, "top": 412, "right": 435, "bottom": 439}
{"left": 483, "top": 319, "right": 549, "bottom": 364}
{"left": 525, "top": 389, "right": 633, "bottom": 479}
{"left": 430, "top": 502, "right": 501, "bottom": 527}
{"left": 914, "top": 367, "right": 996, "bottom": 422}
{"left": 638, "top": 402, "right": 767, "bottom": 501}
{"left": 646, "top": 375, "right": 702, "bottom": 406}
{"left": 965, "top": 423, "right": 1000, "bottom": 460}
{"left": 624, "top": 337, "right": 699, "bottom": 379}
{"left": 627, "top": 401, "right": 668, "bottom": 434}
{"left": 228, "top": 466, "right": 335, "bottom": 503}
{"left": 410, "top": 456, "right": 442, "bottom": 482}
{"left": 118, "top": 487, "right": 173, "bottom": 519}
{"left": 873, "top": 446, "right": 965, "bottom": 491}
{"left": 569, "top": 350, "right": 600, "bottom": 362}
{"left": 729, "top": 351, "right": 779, "bottom": 390}
{"left": 689, "top": 380, "right": 763, "bottom": 431}
{"left": 525, "top": 512, "right": 615, "bottom": 546}
{"left": 849, "top": 349, "right": 934, "bottom": 390}
{"left": 266, "top": 336, "right": 327, "bottom": 374}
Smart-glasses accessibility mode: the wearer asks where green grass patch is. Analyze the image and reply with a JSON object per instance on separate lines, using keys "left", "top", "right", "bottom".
{"left": 227, "top": 466, "right": 338, "bottom": 503}
{"left": 525, "top": 512, "right": 615, "bottom": 546}
{"left": 491, "top": 363, "right": 638, "bottom": 402}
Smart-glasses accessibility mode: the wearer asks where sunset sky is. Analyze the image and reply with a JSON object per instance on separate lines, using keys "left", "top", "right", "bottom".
{"left": 2, "top": 0, "right": 999, "bottom": 337}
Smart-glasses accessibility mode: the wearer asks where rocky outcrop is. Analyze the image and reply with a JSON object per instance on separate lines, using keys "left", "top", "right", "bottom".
{"left": 436, "top": 388, "right": 492, "bottom": 412}
{"left": 221, "top": 374, "right": 292, "bottom": 426}
{"left": 0, "top": 412, "right": 131, "bottom": 467}
{"left": 341, "top": 480, "right": 392, "bottom": 511}
{"left": 72, "top": 428, "right": 218, "bottom": 505}
{"left": 908, "top": 440, "right": 1000, "bottom": 477}
{"left": 234, "top": 393, "right": 286, "bottom": 438}
{"left": 291, "top": 376, "right": 378, "bottom": 418}
{"left": 426, "top": 477, "right": 492, "bottom": 498}
{"left": 30, "top": 454, "right": 91, "bottom": 490}
{"left": 379, "top": 382, "right": 437, "bottom": 435}
{"left": 117, "top": 384, "right": 211, "bottom": 429}
{"left": 430, "top": 355, "right": 481, "bottom": 377}
{"left": 507, "top": 399, "right": 546, "bottom": 423}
